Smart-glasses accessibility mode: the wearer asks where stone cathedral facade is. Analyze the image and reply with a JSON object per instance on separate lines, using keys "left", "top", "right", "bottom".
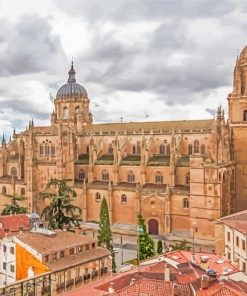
{"left": 1, "top": 46, "right": 247, "bottom": 248}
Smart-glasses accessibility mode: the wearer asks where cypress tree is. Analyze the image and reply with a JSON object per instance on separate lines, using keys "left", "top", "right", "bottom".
{"left": 157, "top": 240, "right": 163, "bottom": 254}
{"left": 137, "top": 213, "right": 155, "bottom": 261}
{"left": 98, "top": 197, "right": 116, "bottom": 272}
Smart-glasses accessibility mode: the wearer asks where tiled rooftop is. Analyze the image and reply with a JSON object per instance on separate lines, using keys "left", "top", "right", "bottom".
{"left": 220, "top": 210, "right": 247, "bottom": 236}
{"left": 0, "top": 214, "right": 30, "bottom": 238}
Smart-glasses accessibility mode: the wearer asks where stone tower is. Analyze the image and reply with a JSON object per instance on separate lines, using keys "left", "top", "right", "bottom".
{"left": 228, "top": 46, "right": 247, "bottom": 211}
{"left": 52, "top": 62, "right": 93, "bottom": 131}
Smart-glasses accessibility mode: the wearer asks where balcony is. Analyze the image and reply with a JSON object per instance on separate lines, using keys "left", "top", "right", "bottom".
{"left": 120, "top": 155, "right": 141, "bottom": 166}
{"left": 147, "top": 155, "right": 170, "bottom": 166}
{"left": 95, "top": 154, "right": 114, "bottom": 165}
{"left": 75, "top": 154, "right": 89, "bottom": 165}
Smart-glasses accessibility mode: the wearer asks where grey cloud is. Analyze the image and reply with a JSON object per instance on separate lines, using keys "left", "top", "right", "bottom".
{"left": 0, "top": 14, "right": 66, "bottom": 77}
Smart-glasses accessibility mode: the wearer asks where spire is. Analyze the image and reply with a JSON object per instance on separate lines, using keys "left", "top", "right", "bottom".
{"left": 68, "top": 58, "right": 76, "bottom": 83}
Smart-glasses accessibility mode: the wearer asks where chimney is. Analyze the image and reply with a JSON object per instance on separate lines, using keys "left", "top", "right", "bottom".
{"left": 173, "top": 283, "right": 180, "bottom": 296}
{"left": 201, "top": 275, "right": 209, "bottom": 289}
{"left": 108, "top": 283, "right": 115, "bottom": 294}
{"left": 19, "top": 226, "right": 23, "bottom": 235}
{"left": 130, "top": 278, "right": 136, "bottom": 285}
{"left": 164, "top": 263, "right": 170, "bottom": 281}
{"left": 4, "top": 228, "right": 9, "bottom": 237}
{"left": 75, "top": 227, "right": 81, "bottom": 234}
{"left": 63, "top": 224, "right": 68, "bottom": 232}
{"left": 191, "top": 253, "right": 196, "bottom": 264}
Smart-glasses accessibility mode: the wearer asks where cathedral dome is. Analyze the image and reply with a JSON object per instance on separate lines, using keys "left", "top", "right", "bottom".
{"left": 56, "top": 63, "right": 88, "bottom": 99}
{"left": 239, "top": 46, "right": 247, "bottom": 61}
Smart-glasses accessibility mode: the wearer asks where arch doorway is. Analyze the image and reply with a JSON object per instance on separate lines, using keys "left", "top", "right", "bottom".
{"left": 148, "top": 219, "right": 159, "bottom": 235}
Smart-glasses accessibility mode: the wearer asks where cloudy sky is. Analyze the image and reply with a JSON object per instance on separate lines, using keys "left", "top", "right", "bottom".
{"left": 0, "top": 0, "right": 247, "bottom": 137}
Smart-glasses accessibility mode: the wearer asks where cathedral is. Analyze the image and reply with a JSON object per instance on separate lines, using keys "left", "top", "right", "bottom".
{"left": 1, "top": 45, "right": 247, "bottom": 249}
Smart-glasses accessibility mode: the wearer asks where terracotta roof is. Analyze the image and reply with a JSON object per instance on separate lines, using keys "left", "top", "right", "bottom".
{"left": 46, "top": 247, "right": 110, "bottom": 271}
{"left": 165, "top": 251, "right": 239, "bottom": 276}
{"left": 81, "top": 119, "right": 214, "bottom": 134}
{"left": 220, "top": 210, "right": 247, "bottom": 236}
{"left": 16, "top": 230, "right": 95, "bottom": 255}
{"left": 0, "top": 214, "right": 30, "bottom": 238}
{"left": 197, "top": 282, "right": 247, "bottom": 296}
{"left": 110, "top": 278, "right": 172, "bottom": 296}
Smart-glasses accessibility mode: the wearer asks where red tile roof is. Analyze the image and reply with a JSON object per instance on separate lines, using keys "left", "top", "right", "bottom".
{"left": 220, "top": 210, "right": 247, "bottom": 236}
{"left": 0, "top": 214, "right": 30, "bottom": 238}
{"left": 197, "top": 282, "right": 247, "bottom": 296}
{"left": 165, "top": 251, "right": 239, "bottom": 276}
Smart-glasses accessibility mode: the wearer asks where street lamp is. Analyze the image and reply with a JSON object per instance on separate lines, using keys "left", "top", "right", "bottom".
{"left": 137, "top": 225, "right": 144, "bottom": 273}
{"left": 191, "top": 221, "right": 198, "bottom": 253}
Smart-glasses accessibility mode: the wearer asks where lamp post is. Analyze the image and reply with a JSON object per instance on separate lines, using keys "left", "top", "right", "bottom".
{"left": 191, "top": 221, "right": 198, "bottom": 253}
{"left": 120, "top": 236, "right": 123, "bottom": 265}
{"left": 137, "top": 225, "right": 144, "bottom": 273}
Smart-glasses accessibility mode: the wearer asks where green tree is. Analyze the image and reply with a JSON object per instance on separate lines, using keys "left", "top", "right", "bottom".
{"left": 39, "top": 179, "right": 81, "bottom": 230}
{"left": 1, "top": 194, "right": 27, "bottom": 215}
{"left": 137, "top": 213, "right": 155, "bottom": 261}
{"left": 157, "top": 240, "right": 163, "bottom": 254}
{"left": 98, "top": 197, "right": 116, "bottom": 273}
{"left": 171, "top": 239, "right": 191, "bottom": 251}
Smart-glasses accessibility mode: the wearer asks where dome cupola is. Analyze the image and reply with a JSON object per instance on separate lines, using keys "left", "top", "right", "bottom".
{"left": 56, "top": 62, "right": 88, "bottom": 99}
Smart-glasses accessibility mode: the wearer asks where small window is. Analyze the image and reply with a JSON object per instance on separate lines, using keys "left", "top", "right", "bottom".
{"left": 76, "top": 267, "right": 80, "bottom": 277}
{"left": 121, "top": 194, "right": 127, "bottom": 204}
{"left": 86, "top": 245, "right": 89, "bottom": 251}
{"left": 92, "top": 242, "right": 96, "bottom": 248}
{"left": 10, "top": 247, "right": 15, "bottom": 255}
{"left": 69, "top": 248, "right": 74, "bottom": 255}
{"left": 183, "top": 198, "right": 189, "bottom": 209}
{"left": 200, "top": 144, "right": 206, "bottom": 155}
{"left": 243, "top": 110, "right": 247, "bottom": 122}
{"left": 51, "top": 145, "right": 55, "bottom": 156}
{"left": 243, "top": 262, "right": 246, "bottom": 272}
{"left": 166, "top": 144, "right": 170, "bottom": 155}
{"left": 60, "top": 251, "right": 64, "bottom": 258}
{"left": 20, "top": 188, "right": 25, "bottom": 196}
{"left": 133, "top": 145, "right": 136, "bottom": 154}
{"left": 78, "top": 246, "right": 83, "bottom": 252}
{"left": 242, "top": 240, "right": 246, "bottom": 251}
{"left": 78, "top": 169, "right": 85, "bottom": 180}
{"left": 227, "top": 252, "right": 231, "bottom": 261}
{"left": 40, "top": 145, "right": 44, "bottom": 156}
{"left": 194, "top": 140, "right": 199, "bottom": 153}
{"left": 227, "top": 232, "right": 231, "bottom": 242}
{"left": 53, "top": 253, "right": 57, "bottom": 260}
{"left": 45, "top": 145, "right": 49, "bottom": 156}
{"left": 127, "top": 171, "right": 135, "bottom": 183}
{"left": 3, "top": 245, "right": 6, "bottom": 253}
{"left": 236, "top": 236, "right": 239, "bottom": 247}
{"left": 63, "top": 106, "right": 68, "bottom": 119}
{"left": 3, "top": 263, "right": 6, "bottom": 270}
{"left": 86, "top": 145, "right": 89, "bottom": 154}
{"left": 185, "top": 173, "right": 190, "bottom": 185}
{"left": 188, "top": 144, "right": 192, "bottom": 155}
{"left": 2, "top": 186, "right": 6, "bottom": 195}
{"left": 11, "top": 167, "right": 17, "bottom": 177}
{"left": 45, "top": 256, "right": 49, "bottom": 262}
{"left": 10, "top": 265, "right": 14, "bottom": 273}
{"left": 155, "top": 172, "right": 163, "bottom": 184}
{"left": 95, "top": 192, "right": 101, "bottom": 203}
{"left": 102, "top": 170, "right": 109, "bottom": 182}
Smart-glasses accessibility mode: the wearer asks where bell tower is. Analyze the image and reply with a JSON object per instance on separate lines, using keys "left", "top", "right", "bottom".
{"left": 228, "top": 46, "right": 247, "bottom": 210}
{"left": 52, "top": 62, "right": 93, "bottom": 131}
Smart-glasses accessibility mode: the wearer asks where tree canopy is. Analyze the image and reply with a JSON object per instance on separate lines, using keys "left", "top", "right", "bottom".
{"left": 1, "top": 194, "right": 27, "bottom": 215}
{"left": 39, "top": 178, "right": 81, "bottom": 230}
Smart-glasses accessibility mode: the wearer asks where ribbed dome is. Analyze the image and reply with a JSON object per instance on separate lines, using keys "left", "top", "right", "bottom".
{"left": 239, "top": 46, "right": 247, "bottom": 61}
{"left": 56, "top": 63, "right": 88, "bottom": 99}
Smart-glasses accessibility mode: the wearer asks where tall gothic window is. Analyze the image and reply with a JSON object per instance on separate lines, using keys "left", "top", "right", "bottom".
{"left": 63, "top": 107, "right": 68, "bottom": 119}
{"left": 40, "top": 145, "right": 44, "bottom": 156}
{"left": 155, "top": 172, "right": 164, "bottom": 184}
{"left": 160, "top": 144, "right": 165, "bottom": 154}
{"left": 185, "top": 173, "right": 190, "bottom": 185}
{"left": 200, "top": 144, "right": 206, "bottom": 155}
{"left": 244, "top": 110, "right": 247, "bottom": 122}
{"left": 183, "top": 198, "right": 189, "bottom": 209}
{"left": 102, "top": 170, "right": 109, "bottom": 181}
{"left": 194, "top": 140, "right": 199, "bottom": 153}
{"left": 136, "top": 142, "right": 141, "bottom": 155}
{"left": 95, "top": 192, "right": 101, "bottom": 203}
{"left": 11, "top": 167, "right": 17, "bottom": 177}
{"left": 51, "top": 145, "right": 55, "bottom": 156}
{"left": 166, "top": 144, "right": 170, "bottom": 155}
{"left": 108, "top": 144, "right": 113, "bottom": 155}
{"left": 188, "top": 144, "right": 192, "bottom": 155}
{"left": 45, "top": 145, "right": 49, "bottom": 156}
{"left": 121, "top": 194, "right": 127, "bottom": 204}
{"left": 2, "top": 186, "right": 6, "bottom": 195}
{"left": 127, "top": 171, "right": 135, "bottom": 183}
{"left": 78, "top": 169, "right": 85, "bottom": 180}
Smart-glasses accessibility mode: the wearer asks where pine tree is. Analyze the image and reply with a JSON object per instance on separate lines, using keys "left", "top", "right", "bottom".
{"left": 157, "top": 240, "right": 163, "bottom": 254}
{"left": 39, "top": 179, "right": 81, "bottom": 230}
{"left": 98, "top": 197, "right": 116, "bottom": 273}
{"left": 137, "top": 213, "right": 155, "bottom": 262}
{"left": 1, "top": 194, "right": 27, "bottom": 215}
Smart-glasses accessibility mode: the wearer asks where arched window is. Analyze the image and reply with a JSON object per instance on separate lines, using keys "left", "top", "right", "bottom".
{"left": 244, "top": 110, "right": 247, "bottom": 122}
{"left": 40, "top": 145, "right": 44, "bottom": 156}
{"left": 95, "top": 192, "right": 101, "bottom": 203}
{"left": 108, "top": 144, "right": 113, "bottom": 155}
{"left": 20, "top": 188, "right": 25, "bottom": 196}
{"left": 45, "top": 145, "right": 49, "bottom": 156}
{"left": 133, "top": 145, "right": 136, "bottom": 154}
{"left": 78, "top": 169, "right": 85, "bottom": 180}
{"left": 102, "top": 170, "right": 109, "bottom": 181}
{"left": 11, "top": 167, "right": 17, "bottom": 177}
{"left": 2, "top": 186, "right": 6, "bottom": 195}
{"left": 160, "top": 144, "right": 165, "bottom": 154}
{"left": 185, "top": 173, "right": 190, "bottom": 185}
{"left": 155, "top": 172, "right": 163, "bottom": 184}
{"left": 136, "top": 142, "right": 141, "bottom": 155}
{"left": 63, "top": 107, "right": 68, "bottom": 119}
{"left": 86, "top": 145, "right": 89, "bottom": 154}
{"left": 121, "top": 194, "right": 127, "bottom": 204}
{"left": 194, "top": 140, "right": 199, "bottom": 153}
{"left": 200, "top": 144, "right": 205, "bottom": 155}
{"left": 188, "top": 144, "right": 192, "bottom": 155}
{"left": 75, "top": 106, "right": 80, "bottom": 114}
{"left": 166, "top": 144, "right": 170, "bottom": 155}
{"left": 183, "top": 198, "right": 189, "bottom": 209}
{"left": 127, "top": 171, "right": 135, "bottom": 183}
